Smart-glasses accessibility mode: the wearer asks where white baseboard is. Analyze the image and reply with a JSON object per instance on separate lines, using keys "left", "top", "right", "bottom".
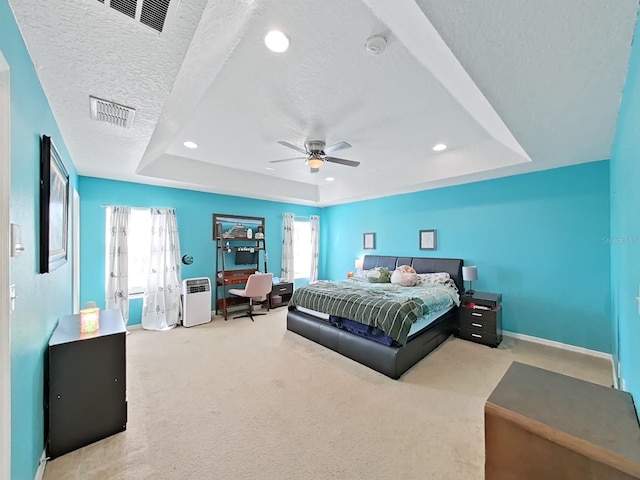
{"left": 502, "top": 331, "right": 611, "bottom": 360}
{"left": 503, "top": 331, "right": 621, "bottom": 390}
{"left": 34, "top": 449, "right": 46, "bottom": 480}
{"left": 612, "top": 361, "right": 619, "bottom": 390}
{"left": 127, "top": 323, "right": 143, "bottom": 331}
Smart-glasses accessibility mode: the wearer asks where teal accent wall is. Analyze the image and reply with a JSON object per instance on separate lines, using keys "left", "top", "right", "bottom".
{"left": 322, "top": 161, "right": 611, "bottom": 353}
{"left": 1, "top": 2, "right": 78, "bottom": 478}
{"left": 78, "top": 177, "right": 321, "bottom": 325}
{"left": 611, "top": 11, "right": 640, "bottom": 405}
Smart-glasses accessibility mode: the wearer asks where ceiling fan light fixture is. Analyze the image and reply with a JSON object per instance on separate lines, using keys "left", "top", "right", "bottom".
{"left": 308, "top": 156, "right": 324, "bottom": 169}
{"left": 265, "top": 30, "right": 289, "bottom": 53}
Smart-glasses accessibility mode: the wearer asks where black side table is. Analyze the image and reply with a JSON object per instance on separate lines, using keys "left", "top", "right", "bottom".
{"left": 458, "top": 291, "right": 502, "bottom": 347}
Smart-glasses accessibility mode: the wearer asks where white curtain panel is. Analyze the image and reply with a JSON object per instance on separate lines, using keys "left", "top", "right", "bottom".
{"left": 141, "top": 208, "right": 183, "bottom": 331}
{"left": 105, "top": 206, "right": 130, "bottom": 325}
{"left": 309, "top": 215, "right": 320, "bottom": 284}
{"left": 281, "top": 213, "right": 295, "bottom": 283}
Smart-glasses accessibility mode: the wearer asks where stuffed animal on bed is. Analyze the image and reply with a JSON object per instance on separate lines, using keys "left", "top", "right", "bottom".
{"left": 390, "top": 265, "right": 418, "bottom": 287}
{"left": 366, "top": 266, "right": 391, "bottom": 283}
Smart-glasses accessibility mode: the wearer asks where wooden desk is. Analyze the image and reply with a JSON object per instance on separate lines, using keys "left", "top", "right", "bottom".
{"left": 216, "top": 269, "right": 256, "bottom": 319}
{"left": 485, "top": 362, "right": 640, "bottom": 479}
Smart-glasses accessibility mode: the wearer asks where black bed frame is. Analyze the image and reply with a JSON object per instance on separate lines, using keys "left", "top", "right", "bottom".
{"left": 286, "top": 255, "right": 463, "bottom": 379}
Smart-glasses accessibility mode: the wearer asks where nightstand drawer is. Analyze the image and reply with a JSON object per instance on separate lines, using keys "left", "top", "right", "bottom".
{"left": 459, "top": 308, "right": 498, "bottom": 331}
{"left": 459, "top": 327, "right": 500, "bottom": 347}
{"left": 272, "top": 283, "right": 293, "bottom": 295}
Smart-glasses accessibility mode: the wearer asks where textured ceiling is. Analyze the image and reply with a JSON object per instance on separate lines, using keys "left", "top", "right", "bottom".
{"left": 10, "top": 0, "right": 639, "bottom": 206}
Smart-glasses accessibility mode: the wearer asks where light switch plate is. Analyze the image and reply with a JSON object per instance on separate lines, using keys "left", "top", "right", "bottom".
{"left": 10, "top": 223, "right": 24, "bottom": 257}
{"left": 9, "top": 284, "right": 15, "bottom": 312}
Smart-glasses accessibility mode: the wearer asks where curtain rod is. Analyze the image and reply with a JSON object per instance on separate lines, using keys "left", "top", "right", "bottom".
{"left": 282, "top": 214, "right": 319, "bottom": 219}
{"left": 100, "top": 205, "right": 175, "bottom": 210}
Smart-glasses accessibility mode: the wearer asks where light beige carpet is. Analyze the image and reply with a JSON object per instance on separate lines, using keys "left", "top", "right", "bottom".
{"left": 43, "top": 307, "right": 611, "bottom": 480}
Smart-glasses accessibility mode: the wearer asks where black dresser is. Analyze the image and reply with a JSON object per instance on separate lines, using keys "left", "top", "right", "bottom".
{"left": 458, "top": 291, "right": 502, "bottom": 347}
{"left": 46, "top": 309, "right": 127, "bottom": 459}
{"left": 270, "top": 282, "right": 294, "bottom": 308}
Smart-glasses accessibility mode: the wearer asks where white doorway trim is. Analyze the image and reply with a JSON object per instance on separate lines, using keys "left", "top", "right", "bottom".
{"left": 0, "top": 50, "right": 12, "bottom": 480}
{"left": 72, "top": 189, "right": 80, "bottom": 313}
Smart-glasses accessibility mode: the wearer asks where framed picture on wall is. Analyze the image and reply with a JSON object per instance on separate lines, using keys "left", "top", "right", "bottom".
{"left": 363, "top": 232, "right": 376, "bottom": 250}
{"left": 40, "top": 135, "right": 69, "bottom": 273}
{"left": 419, "top": 229, "right": 437, "bottom": 250}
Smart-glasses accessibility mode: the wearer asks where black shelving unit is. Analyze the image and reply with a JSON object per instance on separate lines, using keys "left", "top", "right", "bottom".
{"left": 213, "top": 214, "right": 268, "bottom": 319}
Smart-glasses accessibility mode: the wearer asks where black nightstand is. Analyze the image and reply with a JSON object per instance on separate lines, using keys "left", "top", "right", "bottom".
{"left": 458, "top": 291, "right": 502, "bottom": 347}
{"left": 270, "top": 282, "right": 293, "bottom": 308}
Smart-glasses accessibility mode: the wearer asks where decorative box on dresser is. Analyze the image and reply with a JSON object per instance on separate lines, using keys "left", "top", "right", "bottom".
{"left": 46, "top": 309, "right": 127, "bottom": 459}
{"left": 458, "top": 291, "right": 502, "bottom": 347}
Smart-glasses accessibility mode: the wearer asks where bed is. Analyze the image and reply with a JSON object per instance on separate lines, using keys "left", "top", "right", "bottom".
{"left": 286, "top": 255, "right": 463, "bottom": 379}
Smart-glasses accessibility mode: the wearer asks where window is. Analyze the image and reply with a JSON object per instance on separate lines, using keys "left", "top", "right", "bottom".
{"left": 293, "top": 220, "right": 310, "bottom": 279}
{"left": 105, "top": 207, "right": 151, "bottom": 296}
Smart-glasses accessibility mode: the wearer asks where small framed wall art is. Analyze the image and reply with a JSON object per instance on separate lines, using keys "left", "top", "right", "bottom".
{"left": 363, "top": 232, "right": 376, "bottom": 250}
{"left": 419, "top": 229, "right": 437, "bottom": 250}
{"left": 39, "top": 135, "right": 69, "bottom": 273}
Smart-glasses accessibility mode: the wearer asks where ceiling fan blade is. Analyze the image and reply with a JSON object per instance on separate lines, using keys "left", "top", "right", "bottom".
{"left": 324, "top": 156, "right": 360, "bottom": 167}
{"left": 269, "top": 156, "right": 307, "bottom": 163}
{"left": 277, "top": 140, "right": 308, "bottom": 155}
{"left": 323, "top": 141, "right": 351, "bottom": 155}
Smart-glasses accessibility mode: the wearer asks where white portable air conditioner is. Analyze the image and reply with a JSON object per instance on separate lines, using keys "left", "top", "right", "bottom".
{"left": 182, "top": 277, "right": 212, "bottom": 327}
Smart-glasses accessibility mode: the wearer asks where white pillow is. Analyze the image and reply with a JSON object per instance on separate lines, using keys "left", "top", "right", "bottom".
{"left": 415, "top": 272, "right": 457, "bottom": 291}
{"left": 353, "top": 268, "right": 369, "bottom": 281}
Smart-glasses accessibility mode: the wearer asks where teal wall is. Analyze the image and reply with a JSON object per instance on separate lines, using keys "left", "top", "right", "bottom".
{"left": 1, "top": 2, "right": 78, "bottom": 478}
{"left": 78, "top": 177, "right": 321, "bottom": 325}
{"left": 3, "top": 0, "right": 636, "bottom": 475}
{"left": 611, "top": 10, "right": 640, "bottom": 405}
{"left": 322, "top": 162, "right": 611, "bottom": 353}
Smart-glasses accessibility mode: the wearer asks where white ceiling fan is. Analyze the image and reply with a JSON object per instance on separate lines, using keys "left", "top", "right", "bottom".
{"left": 270, "top": 140, "right": 360, "bottom": 173}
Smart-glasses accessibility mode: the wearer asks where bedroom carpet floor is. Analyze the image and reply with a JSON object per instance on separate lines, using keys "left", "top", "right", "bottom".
{"left": 43, "top": 307, "right": 612, "bottom": 480}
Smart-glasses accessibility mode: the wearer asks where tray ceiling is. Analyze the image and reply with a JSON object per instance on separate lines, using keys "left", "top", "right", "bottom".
{"left": 10, "top": 0, "right": 639, "bottom": 205}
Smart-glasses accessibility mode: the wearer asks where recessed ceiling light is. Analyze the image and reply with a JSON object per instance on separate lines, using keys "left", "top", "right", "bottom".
{"left": 432, "top": 143, "right": 447, "bottom": 151}
{"left": 326, "top": 177, "right": 335, "bottom": 182}
{"left": 183, "top": 141, "right": 198, "bottom": 149}
{"left": 265, "top": 30, "right": 289, "bottom": 53}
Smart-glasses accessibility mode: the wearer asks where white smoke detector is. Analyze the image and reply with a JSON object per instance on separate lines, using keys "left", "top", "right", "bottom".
{"left": 365, "top": 35, "right": 387, "bottom": 55}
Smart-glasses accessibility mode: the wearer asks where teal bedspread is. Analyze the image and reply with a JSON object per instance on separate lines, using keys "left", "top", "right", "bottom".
{"left": 289, "top": 281, "right": 460, "bottom": 345}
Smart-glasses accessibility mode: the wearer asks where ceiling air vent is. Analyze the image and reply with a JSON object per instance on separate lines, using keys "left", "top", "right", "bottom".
{"left": 97, "top": 0, "right": 172, "bottom": 33}
{"left": 110, "top": 0, "right": 137, "bottom": 19}
{"left": 89, "top": 96, "right": 136, "bottom": 129}
{"left": 141, "top": 0, "right": 170, "bottom": 32}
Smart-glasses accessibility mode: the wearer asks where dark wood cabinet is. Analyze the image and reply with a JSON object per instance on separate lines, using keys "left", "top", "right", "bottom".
{"left": 458, "top": 291, "right": 502, "bottom": 347}
{"left": 46, "top": 309, "right": 127, "bottom": 459}
{"left": 486, "top": 362, "right": 640, "bottom": 479}
{"left": 270, "top": 282, "right": 293, "bottom": 308}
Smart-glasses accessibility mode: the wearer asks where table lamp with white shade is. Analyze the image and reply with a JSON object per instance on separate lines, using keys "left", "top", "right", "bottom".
{"left": 462, "top": 266, "right": 478, "bottom": 295}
